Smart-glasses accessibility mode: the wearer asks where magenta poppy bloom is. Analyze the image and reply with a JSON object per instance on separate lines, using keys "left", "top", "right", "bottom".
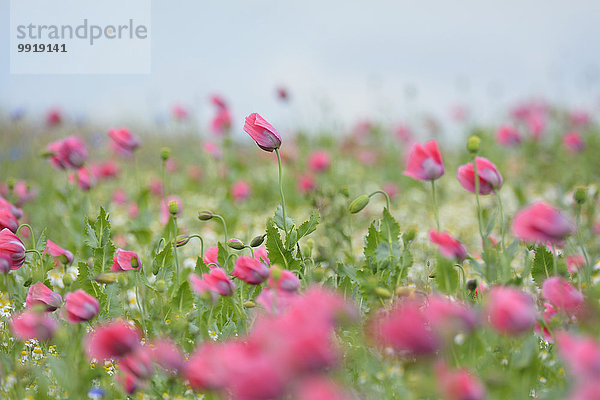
{"left": 567, "top": 255, "right": 586, "bottom": 274}
{"left": 294, "top": 377, "right": 353, "bottom": 400}
{"left": 111, "top": 249, "right": 142, "bottom": 272}
{"left": 203, "top": 246, "right": 219, "bottom": 267}
{"left": 308, "top": 150, "right": 332, "bottom": 173}
{"left": 232, "top": 256, "right": 269, "bottom": 285}
{"left": 189, "top": 274, "right": 218, "bottom": 303}
{"left": 90, "top": 160, "right": 120, "bottom": 181}
{"left": 429, "top": 230, "right": 467, "bottom": 262}
{"left": 403, "top": 140, "right": 445, "bottom": 181}
{"left": 108, "top": 128, "right": 141, "bottom": 156}
{"left": 534, "top": 303, "right": 557, "bottom": 342}
{"left": 243, "top": 113, "right": 282, "bottom": 152}
{"left": 64, "top": 290, "right": 99, "bottom": 323}
{"left": 425, "top": 295, "right": 477, "bottom": 334}
{"left": 268, "top": 269, "right": 300, "bottom": 292}
{"left": 556, "top": 331, "right": 600, "bottom": 381}
{"left": 204, "top": 268, "right": 236, "bottom": 296}
{"left": 26, "top": 282, "right": 63, "bottom": 312}
{"left": 68, "top": 167, "right": 94, "bottom": 191}
{"left": 171, "top": 104, "right": 189, "bottom": 121}
{"left": 542, "top": 277, "right": 584, "bottom": 315}
{"left": 47, "top": 136, "right": 88, "bottom": 170}
{"left": 45, "top": 240, "right": 73, "bottom": 266}
{"left": 0, "top": 228, "right": 26, "bottom": 270}
{"left": 457, "top": 157, "right": 503, "bottom": 195}
{"left": 297, "top": 174, "right": 316, "bottom": 194}
{"left": 231, "top": 180, "right": 251, "bottom": 203}
{"left": 255, "top": 287, "right": 297, "bottom": 314}
{"left": 511, "top": 202, "right": 575, "bottom": 246}
{"left": 149, "top": 339, "right": 184, "bottom": 373}
{"left": 486, "top": 286, "right": 536, "bottom": 335}
{"left": 210, "top": 107, "right": 232, "bottom": 135}
{"left": 120, "top": 348, "right": 153, "bottom": 380}
{"left": 373, "top": 300, "right": 439, "bottom": 356}
{"left": 496, "top": 124, "right": 522, "bottom": 146}
{"left": 10, "top": 310, "right": 58, "bottom": 341}
{"left": 563, "top": 131, "right": 585, "bottom": 153}
{"left": 45, "top": 109, "right": 62, "bottom": 127}
{"left": 0, "top": 197, "right": 23, "bottom": 219}
{"left": 435, "top": 363, "right": 486, "bottom": 400}
{"left": 0, "top": 208, "right": 18, "bottom": 233}
{"left": 253, "top": 246, "right": 270, "bottom": 265}
{"left": 85, "top": 321, "right": 141, "bottom": 360}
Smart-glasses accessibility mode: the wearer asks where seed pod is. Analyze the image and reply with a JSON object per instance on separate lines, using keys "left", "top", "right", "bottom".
{"left": 467, "top": 135, "right": 481, "bottom": 154}
{"left": 168, "top": 200, "right": 179, "bottom": 215}
{"left": 160, "top": 147, "right": 171, "bottom": 161}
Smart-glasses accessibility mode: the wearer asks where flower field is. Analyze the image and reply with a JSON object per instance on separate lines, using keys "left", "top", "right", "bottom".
{"left": 1, "top": 101, "right": 600, "bottom": 400}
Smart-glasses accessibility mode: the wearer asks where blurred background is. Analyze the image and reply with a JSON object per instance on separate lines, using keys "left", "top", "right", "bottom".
{"left": 2, "top": 0, "right": 600, "bottom": 135}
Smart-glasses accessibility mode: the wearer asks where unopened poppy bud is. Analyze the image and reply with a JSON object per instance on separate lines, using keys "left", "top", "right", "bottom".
{"left": 62, "top": 274, "right": 74, "bottom": 286}
{"left": 40, "top": 149, "right": 54, "bottom": 158}
{"left": 58, "top": 254, "right": 70, "bottom": 265}
{"left": 155, "top": 280, "right": 167, "bottom": 292}
{"left": 197, "top": 210, "right": 213, "bottom": 221}
{"left": 349, "top": 195, "right": 370, "bottom": 214}
{"left": 250, "top": 234, "right": 266, "bottom": 247}
{"left": 227, "top": 239, "right": 245, "bottom": 250}
{"left": 574, "top": 187, "right": 587, "bottom": 205}
{"left": 95, "top": 273, "right": 118, "bottom": 284}
{"left": 130, "top": 257, "right": 139, "bottom": 268}
{"left": 7, "top": 178, "right": 15, "bottom": 191}
{"left": 467, "top": 135, "right": 480, "bottom": 154}
{"left": 168, "top": 200, "right": 179, "bottom": 215}
{"left": 375, "top": 287, "right": 392, "bottom": 298}
{"left": 270, "top": 265, "right": 282, "bottom": 282}
{"left": 243, "top": 300, "right": 256, "bottom": 308}
{"left": 176, "top": 236, "right": 190, "bottom": 247}
{"left": 160, "top": 147, "right": 171, "bottom": 161}
{"left": 340, "top": 186, "right": 350, "bottom": 197}
{"left": 466, "top": 279, "right": 478, "bottom": 291}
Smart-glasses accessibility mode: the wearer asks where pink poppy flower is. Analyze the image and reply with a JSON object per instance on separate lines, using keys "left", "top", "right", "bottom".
{"left": 268, "top": 269, "right": 300, "bottom": 292}
{"left": 0, "top": 208, "right": 18, "bottom": 232}
{"left": 308, "top": 150, "right": 331, "bottom": 173}
{"left": 534, "top": 303, "right": 557, "bottom": 342}
{"left": 373, "top": 300, "right": 439, "bottom": 356}
{"left": 253, "top": 247, "right": 270, "bottom": 265}
{"left": 26, "top": 282, "right": 62, "bottom": 312}
{"left": 64, "top": 290, "right": 99, "bottom": 323}
{"left": 10, "top": 311, "right": 58, "bottom": 341}
{"left": 435, "top": 362, "right": 486, "bottom": 400}
{"left": 111, "top": 249, "right": 141, "bottom": 272}
{"left": 231, "top": 180, "right": 251, "bottom": 203}
{"left": 108, "top": 128, "right": 141, "bottom": 156}
{"left": 120, "top": 348, "right": 153, "bottom": 380}
{"left": 429, "top": 230, "right": 467, "bottom": 262}
{"left": 203, "top": 246, "right": 219, "bottom": 267}
{"left": 90, "top": 160, "right": 120, "bottom": 180}
{"left": 297, "top": 174, "right": 316, "bottom": 194}
{"left": 486, "top": 286, "right": 536, "bottom": 335}
{"left": 203, "top": 141, "right": 222, "bottom": 160}
{"left": 85, "top": 321, "right": 141, "bottom": 360}
{"left": 457, "top": 157, "right": 503, "bottom": 195}
{"left": 204, "top": 268, "right": 236, "bottom": 296}
{"left": 425, "top": 295, "right": 478, "bottom": 334}
{"left": 45, "top": 109, "right": 62, "bottom": 127}
{"left": 511, "top": 202, "right": 575, "bottom": 246}
{"left": 294, "top": 377, "right": 354, "bottom": 400}
{"left": 68, "top": 167, "right": 94, "bottom": 191}
{"left": 149, "top": 339, "right": 184, "bottom": 373}
{"left": 47, "top": 136, "right": 88, "bottom": 170}
{"left": 563, "top": 131, "right": 585, "bottom": 153}
{"left": 171, "top": 104, "right": 189, "bottom": 121}
{"left": 403, "top": 140, "right": 445, "bottom": 181}
{"left": 232, "top": 256, "right": 269, "bottom": 285}
{"left": 542, "top": 276, "right": 584, "bottom": 315}
{"left": 0, "top": 228, "right": 26, "bottom": 270}
{"left": 567, "top": 255, "right": 586, "bottom": 274}
{"left": 210, "top": 107, "right": 232, "bottom": 135}
{"left": 243, "top": 113, "right": 282, "bottom": 152}
{"left": 556, "top": 331, "right": 600, "bottom": 381}
{"left": 496, "top": 125, "right": 522, "bottom": 146}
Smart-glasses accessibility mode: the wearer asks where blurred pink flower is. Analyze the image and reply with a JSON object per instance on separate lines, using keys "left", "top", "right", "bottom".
{"left": 308, "top": 150, "right": 331, "bottom": 172}
{"left": 10, "top": 311, "right": 57, "bottom": 341}
{"left": 457, "top": 157, "right": 503, "bottom": 195}
{"left": 429, "top": 230, "right": 467, "bottom": 262}
{"left": 111, "top": 249, "right": 142, "bottom": 272}
{"left": 496, "top": 124, "right": 522, "bottom": 146}
{"left": 404, "top": 140, "right": 444, "bottom": 181}
{"left": 233, "top": 256, "right": 269, "bottom": 285}
{"left": 511, "top": 202, "right": 574, "bottom": 246}
{"left": 64, "top": 290, "right": 99, "bottom": 323}
{"left": 26, "top": 282, "right": 62, "bottom": 312}
{"left": 542, "top": 276, "right": 584, "bottom": 315}
{"left": 486, "top": 286, "right": 536, "bottom": 335}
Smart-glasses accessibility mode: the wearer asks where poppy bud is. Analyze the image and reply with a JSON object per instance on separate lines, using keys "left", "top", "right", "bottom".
{"left": 466, "top": 279, "right": 478, "bottom": 291}
{"left": 348, "top": 195, "right": 369, "bottom": 214}
{"left": 168, "top": 200, "right": 179, "bottom": 215}
{"left": 250, "top": 234, "right": 266, "bottom": 248}
{"left": 197, "top": 210, "right": 213, "bottom": 221}
{"left": 160, "top": 147, "right": 171, "bottom": 161}
{"left": 243, "top": 300, "right": 256, "bottom": 308}
{"left": 467, "top": 135, "right": 480, "bottom": 154}
{"left": 95, "top": 273, "right": 118, "bottom": 284}
{"left": 375, "top": 287, "right": 392, "bottom": 298}
{"left": 176, "top": 236, "right": 190, "bottom": 247}
{"left": 227, "top": 239, "right": 245, "bottom": 250}
{"left": 574, "top": 186, "right": 587, "bottom": 205}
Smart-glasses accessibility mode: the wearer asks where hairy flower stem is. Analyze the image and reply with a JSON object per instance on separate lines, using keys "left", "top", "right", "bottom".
{"left": 275, "top": 149, "right": 288, "bottom": 236}
{"left": 172, "top": 217, "right": 181, "bottom": 287}
{"left": 369, "top": 190, "right": 391, "bottom": 211}
{"left": 430, "top": 180, "right": 441, "bottom": 231}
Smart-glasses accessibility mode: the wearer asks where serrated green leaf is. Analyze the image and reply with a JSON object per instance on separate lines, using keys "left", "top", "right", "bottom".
{"left": 152, "top": 243, "right": 174, "bottom": 276}
{"left": 532, "top": 245, "right": 553, "bottom": 286}
{"left": 172, "top": 281, "right": 194, "bottom": 313}
{"left": 297, "top": 210, "right": 320, "bottom": 240}
{"left": 364, "top": 221, "right": 379, "bottom": 261}
{"left": 217, "top": 242, "right": 228, "bottom": 268}
{"left": 35, "top": 228, "right": 48, "bottom": 252}
{"left": 380, "top": 208, "right": 400, "bottom": 243}
{"left": 274, "top": 204, "right": 296, "bottom": 232}
{"left": 265, "top": 219, "right": 299, "bottom": 270}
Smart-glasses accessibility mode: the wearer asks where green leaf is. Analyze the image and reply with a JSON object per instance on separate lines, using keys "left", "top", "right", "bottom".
{"left": 485, "top": 209, "right": 498, "bottom": 236}
{"left": 274, "top": 205, "right": 296, "bottom": 232}
{"left": 363, "top": 221, "right": 379, "bottom": 261}
{"left": 217, "top": 242, "right": 228, "bottom": 268}
{"left": 296, "top": 210, "right": 320, "bottom": 240}
{"left": 435, "top": 255, "right": 458, "bottom": 294}
{"left": 380, "top": 208, "right": 400, "bottom": 243}
{"left": 92, "top": 240, "right": 116, "bottom": 275}
{"left": 195, "top": 256, "right": 208, "bottom": 275}
{"left": 35, "top": 228, "right": 48, "bottom": 252}
{"left": 172, "top": 281, "right": 194, "bottom": 313}
{"left": 532, "top": 245, "right": 553, "bottom": 286}
{"left": 265, "top": 219, "right": 299, "bottom": 270}
{"left": 152, "top": 243, "right": 174, "bottom": 276}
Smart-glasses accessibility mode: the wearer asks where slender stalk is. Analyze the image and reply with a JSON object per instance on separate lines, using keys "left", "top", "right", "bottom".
{"left": 575, "top": 206, "right": 590, "bottom": 285}
{"left": 16, "top": 224, "right": 36, "bottom": 248}
{"left": 213, "top": 214, "right": 229, "bottom": 243}
{"left": 275, "top": 149, "right": 288, "bottom": 236}
{"left": 430, "top": 180, "right": 441, "bottom": 231}
{"left": 172, "top": 217, "right": 181, "bottom": 287}
{"left": 495, "top": 190, "right": 505, "bottom": 251}
{"left": 134, "top": 273, "right": 147, "bottom": 334}
{"left": 472, "top": 158, "right": 485, "bottom": 244}
{"left": 369, "top": 190, "right": 391, "bottom": 211}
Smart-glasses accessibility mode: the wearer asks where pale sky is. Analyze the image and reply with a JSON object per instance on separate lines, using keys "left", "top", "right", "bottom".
{"left": 1, "top": 0, "right": 600, "bottom": 132}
